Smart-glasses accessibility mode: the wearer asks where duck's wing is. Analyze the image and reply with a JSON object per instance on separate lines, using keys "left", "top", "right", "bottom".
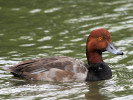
{"left": 9, "top": 56, "right": 72, "bottom": 73}
{"left": 9, "top": 56, "right": 87, "bottom": 82}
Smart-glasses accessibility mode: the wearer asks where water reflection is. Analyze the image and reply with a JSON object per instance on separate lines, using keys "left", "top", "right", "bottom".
{"left": 4, "top": 79, "right": 113, "bottom": 100}
{"left": 85, "top": 82, "right": 109, "bottom": 100}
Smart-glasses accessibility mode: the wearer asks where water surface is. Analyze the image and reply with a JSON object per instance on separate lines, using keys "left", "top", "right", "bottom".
{"left": 0, "top": 0, "right": 133, "bottom": 100}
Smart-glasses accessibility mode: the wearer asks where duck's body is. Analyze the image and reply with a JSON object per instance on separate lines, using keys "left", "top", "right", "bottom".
{"left": 9, "top": 28, "right": 123, "bottom": 82}
{"left": 10, "top": 56, "right": 88, "bottom": 82}
{"left": 9, "top": 56, "right": 112, "bottom": 82}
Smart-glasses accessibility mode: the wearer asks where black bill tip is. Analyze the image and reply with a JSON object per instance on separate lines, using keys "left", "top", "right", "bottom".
{"left": 117, "top": 52, "right": 124, "bottom": 55}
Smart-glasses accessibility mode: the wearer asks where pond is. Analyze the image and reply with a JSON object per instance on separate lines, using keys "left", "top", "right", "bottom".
{"left": 0, "top": 0, "right": 133, "bottom": 100}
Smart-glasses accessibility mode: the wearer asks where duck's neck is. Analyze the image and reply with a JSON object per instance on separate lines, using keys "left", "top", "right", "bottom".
{"left": 86, "top": 51, "right": 103, "bottom": 64}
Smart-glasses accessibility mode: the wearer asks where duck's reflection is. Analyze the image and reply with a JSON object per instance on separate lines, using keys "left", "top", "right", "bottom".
{"left": 9, "top": 77, "right": 110, "bottom": 100}
{"left": 85, "top": 81, "right": 109, "bottom": 100}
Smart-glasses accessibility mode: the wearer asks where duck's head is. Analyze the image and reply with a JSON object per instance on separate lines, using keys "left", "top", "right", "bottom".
{"left": 86, "top": 28, "right": 123, "bottom": 63}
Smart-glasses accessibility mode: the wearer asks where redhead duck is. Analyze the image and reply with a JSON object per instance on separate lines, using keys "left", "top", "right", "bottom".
{"left": 9, "top": 28, "right": 123, "bottom": 82}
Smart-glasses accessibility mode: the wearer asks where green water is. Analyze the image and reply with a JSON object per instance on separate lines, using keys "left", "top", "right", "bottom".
{"left": 0, "top": 0, "right": 133, "bottom": 100}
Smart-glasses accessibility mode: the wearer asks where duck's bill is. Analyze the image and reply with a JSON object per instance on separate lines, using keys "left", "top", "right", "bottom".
{"left": 106, "top": 43, "right": 123, "bottom": 55}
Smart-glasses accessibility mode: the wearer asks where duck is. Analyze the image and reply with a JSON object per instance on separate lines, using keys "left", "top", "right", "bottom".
{"left": 9, "top": 28, "right": 123, "bottom": 82}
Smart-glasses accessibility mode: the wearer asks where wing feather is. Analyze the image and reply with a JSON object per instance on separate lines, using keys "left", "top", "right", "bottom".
{"left": 9, "top": 56, "right": 73, "bottom": 74}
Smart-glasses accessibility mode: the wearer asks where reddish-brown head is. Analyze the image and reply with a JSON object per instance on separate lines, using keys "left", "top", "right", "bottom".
{"left": 86, "top": 28, "right": 111, "bottom": 52}
{"left": 86, "top": 28, "right": 123, "bottom": 63}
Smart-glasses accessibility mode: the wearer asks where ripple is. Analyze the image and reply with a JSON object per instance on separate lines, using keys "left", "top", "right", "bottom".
{"left": 80, "top": 43, "right": 86, "bottom": 47}
{"left": 37, "top": 36, "right": 52, "bottom": 42}
{"left": 8, "top": 51, "right": 18, "bottom": 54}
{"left": 80, "top": 24, "right": 89, "bottom": 28}
{"left": 109, "top": 26, "right": 126, "bottom": 32}
{"left": 63, "top": 43, "right": 75, "bottom": 46}
{"left": 112, "top": 95, "right": 133, "bottom": 100}
{"left": 0, "top": 33, "right": 4, "bottom": 36}
{"left": 59, "top": 30, "right": 69, "bottom": 35}
{"left": 114, "top": 3, "right": 133, "bottom": 12}
{"left": 102, "top": 84, "right": 125, "bottom": 93}
{"left": 127, "top": 60, "right": 133, "bottom": 64}
{"left": 71, "top": 38, "right": 83, "bottom": 42}
{"left": 115, "top": 37, "right": 133, "bottom": 46}
{"left": 126, "top": 65, "right": 133, "bottom": 70}
{"left": 19, "top": 36, "right": 33, "bottom": 41}
{"left": 79, "top": 30, "right": 89, "bottom": 34}
{"left": 11, "top": 8, "right": 20, "bottom": 11}
{"left": 128, "top": 51, "right": 133, "bottom": 54}
{"left": 59, "top": 50, "right": 73, "bottom": 53}
{"left": 38, "top": 46, "right": 53, "bottom": 49}
{"left": 44, "top": 30, "right": 50, "bottom": 33}
{"left": 0, "top": 59, "right": 18, "bottom": 66}
{"left": 55, "top": 46, "right": 66, "bottom": 50}
{"left": 9, "top": 39, "right": 17, "bottom": 41}
{"left": 104, "top": 55, "right": 127, "bottom": 63}
{"left": 8, "top": 51, "right": 25, "bottom": 59}
{"left": 0, "top": 82, "right": 87, "bottom": 99}
{"left": 29, "top": 9, "right": 42, "bottom": 13}
{"left": 36, "top": 27, "right": 43, "bottom": 30}
{"left": 37, "top": 53, "right": 48, "bottom": 57}
{"left": 19, "top": 43, "right": 35, "bottom": 47}
{"left": 124, "top": 16, "right": 133, "bottom": 19}
{"left": 65, "top": 14, "right": 119, "bottom": 23}
{"left": 120, "top": 19, "right": 133, "bottom": 24}
{"left": 44, "top": 7, "right": 61, "bottom": 13}
{"left": 100, "top": 0, "right": 127, "bottom": 5}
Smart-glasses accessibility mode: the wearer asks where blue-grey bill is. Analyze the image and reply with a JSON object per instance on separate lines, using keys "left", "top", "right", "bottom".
{"left": 106, "top": 43, "right": 123, "bottom": 55}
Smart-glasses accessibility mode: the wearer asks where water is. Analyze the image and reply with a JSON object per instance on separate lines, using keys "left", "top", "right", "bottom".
{"left": 0, "top": 0, "right": 133, "bottom": 99}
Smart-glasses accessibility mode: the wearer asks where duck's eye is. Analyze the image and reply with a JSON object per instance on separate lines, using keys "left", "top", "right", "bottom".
{"left": 98, "top": 37, "right": 102, "bottom": 40}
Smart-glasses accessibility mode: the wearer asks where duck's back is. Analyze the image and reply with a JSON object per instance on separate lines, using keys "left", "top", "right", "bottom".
{"left": 9, "top": 56, "right": 88, "bottom": 82}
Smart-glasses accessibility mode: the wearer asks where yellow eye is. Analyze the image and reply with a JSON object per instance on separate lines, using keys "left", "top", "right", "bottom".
{"left": 98, "top": 37, "right": 102, "bottom": 40}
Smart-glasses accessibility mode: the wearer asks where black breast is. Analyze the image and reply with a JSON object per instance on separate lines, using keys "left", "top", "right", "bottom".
{"left": 85, "top": 62, "right": 112, "bottom": 81}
